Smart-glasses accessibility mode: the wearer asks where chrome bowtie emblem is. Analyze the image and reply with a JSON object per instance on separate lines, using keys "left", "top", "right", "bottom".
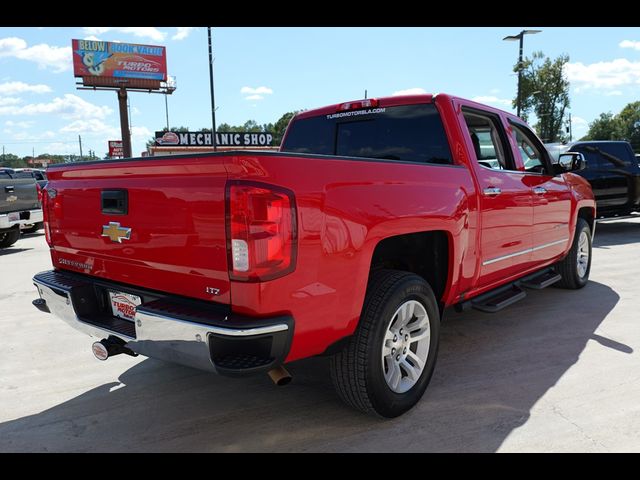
{"left": 101, "top": 222, "right": 131, "bottom": 243}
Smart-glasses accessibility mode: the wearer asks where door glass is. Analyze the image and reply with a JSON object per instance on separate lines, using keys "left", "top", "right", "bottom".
{"left": 510, "top": 123, "right": 548, "bottom": 174}
{"left": 462, "top": 111, "right": 513, "bottom": 170}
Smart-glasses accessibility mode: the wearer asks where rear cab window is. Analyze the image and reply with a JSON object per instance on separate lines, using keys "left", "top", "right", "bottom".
{"left": 281, "top": 104, "right": 453, "bottom": 165}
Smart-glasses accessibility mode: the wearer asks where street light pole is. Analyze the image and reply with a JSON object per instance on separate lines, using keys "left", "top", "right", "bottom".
{"left": 503, "top": 29, "right": 542, "bottom": 118}
{"left": 207, "top": 27, "right": 218, "bottom": 152}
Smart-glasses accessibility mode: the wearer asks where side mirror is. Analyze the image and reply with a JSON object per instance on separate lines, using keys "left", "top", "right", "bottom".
{"left": 555, "top": 152, "right": 586, "bottom": 174}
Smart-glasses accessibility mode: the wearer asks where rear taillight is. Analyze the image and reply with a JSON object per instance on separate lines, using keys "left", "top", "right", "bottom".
{"left": 226, "top": 181, "right": 297, "bottom": 282}
{"left": 42, "top": 184, "right": 55, "bottom": 246}
{"left": 36, "top": 182, "right": 43, "bottom": 203}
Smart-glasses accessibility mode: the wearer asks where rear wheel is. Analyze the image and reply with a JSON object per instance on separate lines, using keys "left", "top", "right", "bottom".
{"left": 330, "top": 269, "right": 440, "bottom": 418}
{"left": 555, "top": 218, "right": 592, "bottom": 289}
{"left": 0, "top": 230, "right": 20, "bottom": 248}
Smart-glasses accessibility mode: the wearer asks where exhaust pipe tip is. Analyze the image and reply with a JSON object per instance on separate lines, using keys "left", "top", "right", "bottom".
{"left": 92, "top": 336, "right": 138, "bottom": 361}
{"left": 268, "top": 365, "right": 292, "bottom": 386}
{"left": 92, "top": 341, "right": 110, "bottom": 361}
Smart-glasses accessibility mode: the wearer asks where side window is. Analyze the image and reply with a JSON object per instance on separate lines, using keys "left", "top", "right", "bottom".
{"left": 509, "top": 123, "right": 550, "bottom": 174}
{"left": 462, "top": 110, "right": 514, "bottom": 170}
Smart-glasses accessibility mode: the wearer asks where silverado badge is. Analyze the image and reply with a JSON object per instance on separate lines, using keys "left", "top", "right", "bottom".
{"left": 101, "top": 222, "right": 131, "bottom": 243}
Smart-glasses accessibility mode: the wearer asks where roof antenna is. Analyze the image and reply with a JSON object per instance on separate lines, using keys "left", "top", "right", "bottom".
{"left": 364, "top": 89, "right": 367, "bottom": 99}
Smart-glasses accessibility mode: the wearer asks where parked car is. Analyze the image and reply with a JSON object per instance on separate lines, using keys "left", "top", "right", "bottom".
{"left": 32, "top": 94, "right": 595, "bottom": 417}
{"left": 546, "top": 141, "right": 640, "bottom": 218}
{"left": 0, "top": 168, "right": 42, "bottom": 247}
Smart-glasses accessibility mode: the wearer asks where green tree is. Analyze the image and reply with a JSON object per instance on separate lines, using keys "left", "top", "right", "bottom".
{"left": 272, "top": 111, "right": 299, "bottom": 145}
{"left": 614, "top": 101, "right": 640, "bottom": 152}
{"left": 518, "top": 52, "right": 571, "bottom": 143}
{"left": 581, "top": 112, "right": 618, "bottom": 141}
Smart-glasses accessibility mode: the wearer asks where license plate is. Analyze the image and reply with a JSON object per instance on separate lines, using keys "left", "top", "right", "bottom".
{"left": 109, "top": 291, "right": 142, "bottom": 322}
{"left": 8, "top": 212, "right": 19, "bottom": 222}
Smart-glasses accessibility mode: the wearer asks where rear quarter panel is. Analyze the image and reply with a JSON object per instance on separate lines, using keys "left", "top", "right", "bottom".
{"left": 224, "top": 154, "right": 477, "bottom": 361}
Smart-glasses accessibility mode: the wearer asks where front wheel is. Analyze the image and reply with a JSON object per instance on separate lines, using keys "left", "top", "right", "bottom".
{"left": 555, "top": 218, "right": 592, "bottom": 289}
{"left": 330, "top": 269, "right": 440, "bottom": 418}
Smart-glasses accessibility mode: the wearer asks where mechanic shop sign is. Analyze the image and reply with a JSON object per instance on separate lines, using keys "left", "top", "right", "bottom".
{"left": 155, "top": 131, "right": 274, "bottom": 147}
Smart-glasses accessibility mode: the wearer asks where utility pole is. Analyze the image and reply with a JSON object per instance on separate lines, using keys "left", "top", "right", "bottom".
{"left": 364, "top": 89, "right": 367, "bottom": 99}
{"left": 78, "top": 135, "right": 83, "bottom": 159}
{"left": 567, "top": 113, "right": 573, "bottom": 142}
{"left": 207, "top": 27, "right": 218, "bottom": 151}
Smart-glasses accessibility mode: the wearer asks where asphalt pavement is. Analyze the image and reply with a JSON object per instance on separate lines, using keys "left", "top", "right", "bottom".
{"left": 1, "top": 218, "right": 639, "bottom": 452}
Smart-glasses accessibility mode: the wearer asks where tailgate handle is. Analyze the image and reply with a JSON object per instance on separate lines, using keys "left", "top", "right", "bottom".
{"left": 5, "top": 185, "right": 14, "bottom": 193}
{"left": 101, "top": 190, "right": 128, "bottom": 215}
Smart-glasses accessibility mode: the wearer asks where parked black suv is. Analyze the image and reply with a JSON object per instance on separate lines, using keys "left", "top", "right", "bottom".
{"left": 546, "top": 141, "right": 640, "bottom": 218}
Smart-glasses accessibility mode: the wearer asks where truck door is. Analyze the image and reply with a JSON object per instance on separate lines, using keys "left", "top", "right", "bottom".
{"left": 508, "top": 121, "right": 572, "bottom": 263}
{"left": 571, "top": 142, "right": 639, "bottom": 212}
{"left": 459, "top": 107, "right": 534, "bottom": 288}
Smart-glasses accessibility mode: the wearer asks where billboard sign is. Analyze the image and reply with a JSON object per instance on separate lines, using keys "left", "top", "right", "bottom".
{"left": 108, "top": 140, "right": 124, "bottom": 157}
{"left": 72, "top": 39, "right": 167, "bottom": 81}
{"left": 155, "top": 131, "right": 274, "bottom": 147}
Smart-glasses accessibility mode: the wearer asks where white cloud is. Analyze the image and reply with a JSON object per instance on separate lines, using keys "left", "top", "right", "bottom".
{"left": 392, "top": 88, "right": 427, "bottom": 96}
{"left": 0, "top": 81, "right": 51, "bottom": 95}
{"left": 240, "top": 86, "right": 273, "bottom": 101}
{"left": 0, "top": 94, "right": 112, "bottom": 120}
{"left": 82, "top": 27, "right": 167, "bottom": 42}
{"left": 471, "top": 95, "right": 512, "bottom": 107}
{"left": 0, "top": 37, "right": 72, "bottom": 72}
{"left": 60, "top": 119, "right": 119, "bottom": 137}
{"left": 11, "top": 130, "right": 56, "bottom": 141}
{"left": 39, "top": 142, "right": 75, "bottom": 155}
{"left": 131, "top": 126, "right": 151, "bottom": 139}
{"left": 571, "top": 116, "right": 589, "bottom": 135}
{"left": 0, "top": 97, "right": 22, "bottom": 106}
{"left": 172, "top": 27, "right": 195, "bottom": 41}
{"left": 5, "top": 120, "right": 34, "bottom": 128}
{"left": 240, "top": 86, "right": 273, "bottom": 95}
{"left": 83, "top": 35, "right": 102, "bottom": 41}
{"left": 619, "top": 40, "right": 640, "bottom": 51}
{"left": 566, "top": 58, "right": 640, "bottom": 91}
{"left": 605, "top": 90, "right": 623, "bottom": 96}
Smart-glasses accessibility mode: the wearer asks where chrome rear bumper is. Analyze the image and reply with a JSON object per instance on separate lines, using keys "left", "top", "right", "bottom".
{"left": 0, "top": 209, "right": 43, "bottom": 230}
{"left": 33, "top": 270, "right": 293, "bottom": 375}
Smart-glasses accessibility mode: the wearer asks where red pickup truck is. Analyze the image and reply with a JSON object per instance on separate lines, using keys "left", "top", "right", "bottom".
{"left": 32, "top": 94, "right": 595, "bottom": 417}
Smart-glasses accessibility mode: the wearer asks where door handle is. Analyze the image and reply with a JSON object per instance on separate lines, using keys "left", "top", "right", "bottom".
{"left": 533, "top": 187, "right": 547, "bottom": 195}
{"left": 5, "top": 185, "right": 14, "bottom": 193}
{"left": 483, "top": 187, "right": 502, "bottom": 196}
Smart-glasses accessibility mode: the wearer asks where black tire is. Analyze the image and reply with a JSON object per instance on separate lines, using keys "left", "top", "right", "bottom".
{"left": 555, "top": 218, "right": 592, "bottom": 289}
{"left": 330, "top": 269, "right": 440, "bottom": 418}
{"left": 22, "top": 222, "right": 43, "bottom": 234}
{"left": 0, "top": 230, "right": 20, "bottom": 249}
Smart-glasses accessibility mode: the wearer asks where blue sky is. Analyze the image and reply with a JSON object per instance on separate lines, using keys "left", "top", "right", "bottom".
{"left": 1, "top": 26, "right": 639, "bottom": 158}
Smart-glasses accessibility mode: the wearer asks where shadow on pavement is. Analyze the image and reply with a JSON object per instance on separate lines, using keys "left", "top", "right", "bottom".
{"left": 0, "top": 281, "right": 620, "bottom": 452}
{"left": 0, "top": 248, "right": 33, "bottom": 256}
{"left": 593, "top": 220, "right": 639, "bottom": 249}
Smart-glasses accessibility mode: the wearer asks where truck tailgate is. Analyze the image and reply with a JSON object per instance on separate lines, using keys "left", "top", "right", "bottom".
{"left": 45, "top": 156, "right": 231, "bottom": 303}
{"left": 0, "top": 177, "right": 39, "bottom": 214}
